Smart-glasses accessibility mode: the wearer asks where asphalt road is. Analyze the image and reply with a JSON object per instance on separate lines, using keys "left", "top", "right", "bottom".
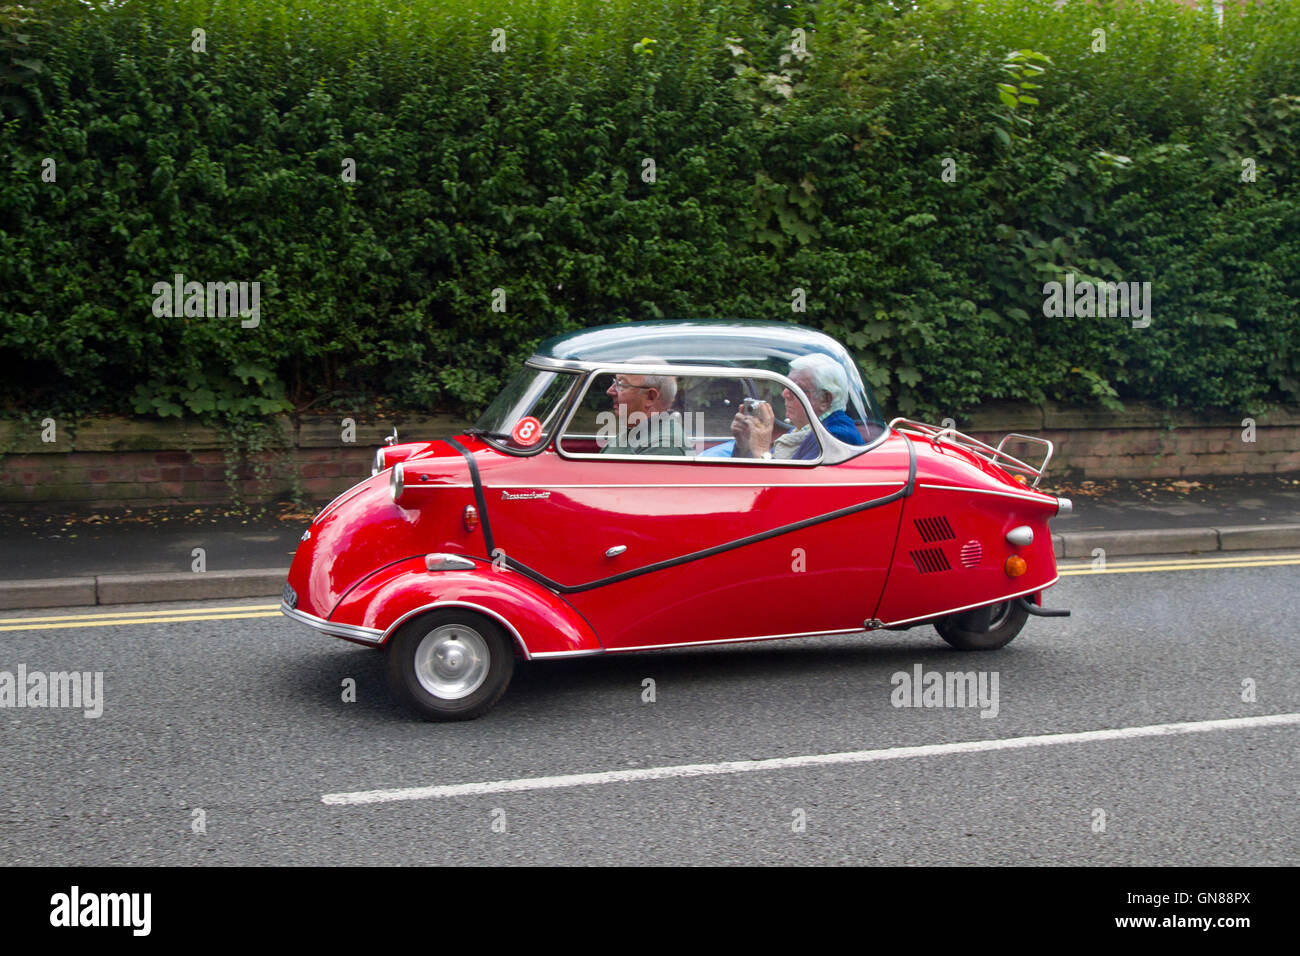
{"left": 1, "top": 552, "right": 1296, "bottom": 865}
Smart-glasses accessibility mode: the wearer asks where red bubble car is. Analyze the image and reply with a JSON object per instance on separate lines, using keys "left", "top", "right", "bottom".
{"left": 282, "top": 321, "right": 1071, "bottom": 720}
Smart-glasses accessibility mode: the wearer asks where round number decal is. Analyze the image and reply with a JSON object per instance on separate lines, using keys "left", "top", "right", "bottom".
{"left": 511, "top": 416, "right": 543, "bottom": 446}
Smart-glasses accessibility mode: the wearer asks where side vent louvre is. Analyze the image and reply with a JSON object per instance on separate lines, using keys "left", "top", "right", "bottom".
{"left": 914, "top": 516, "right": 956, "bottom": 542}
{"left": 910, "top": 547, "right": 951, "bottom": 574}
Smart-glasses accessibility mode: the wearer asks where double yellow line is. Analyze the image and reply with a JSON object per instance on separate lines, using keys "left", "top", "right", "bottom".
{"left": 1058, "top": 553, "right": 1300, "bottom": 575}
{"left": 0, "top": 604, "right": 282, "bottom": 632}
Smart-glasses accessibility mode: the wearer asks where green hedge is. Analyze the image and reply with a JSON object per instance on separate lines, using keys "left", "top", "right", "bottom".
{"left": 2, "top": 0, "right": 1298, "bottom": 424}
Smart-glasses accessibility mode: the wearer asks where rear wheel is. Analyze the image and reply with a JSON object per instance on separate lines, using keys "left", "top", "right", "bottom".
{"left": 385, "top": 610, "right": 514, "bottom": 720}
{"left": 934, "top": 600, "right": 1028, "bottom": 651}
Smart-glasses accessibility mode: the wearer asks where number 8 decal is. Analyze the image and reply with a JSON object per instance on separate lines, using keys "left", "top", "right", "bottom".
{"left": 511, "top": 416, "right": 543, "bottom": 446}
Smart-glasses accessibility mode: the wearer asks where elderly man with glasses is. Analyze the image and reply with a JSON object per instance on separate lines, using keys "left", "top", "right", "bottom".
{"left": 600, "top": 356, "right": 688, "bottom": 456}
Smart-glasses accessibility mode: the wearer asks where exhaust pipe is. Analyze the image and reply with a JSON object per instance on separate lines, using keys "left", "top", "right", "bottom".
{"left": 1017, "top": 596, "right": 1070, "bottom": 618}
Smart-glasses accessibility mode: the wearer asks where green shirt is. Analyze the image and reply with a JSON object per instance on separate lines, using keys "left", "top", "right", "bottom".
{"left": 601, "top": 412, "right": 689, "bottom": 456}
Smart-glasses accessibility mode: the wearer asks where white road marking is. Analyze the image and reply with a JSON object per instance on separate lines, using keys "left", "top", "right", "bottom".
{"left": 321, "top": 712, "right": 1300, "bottom": 806}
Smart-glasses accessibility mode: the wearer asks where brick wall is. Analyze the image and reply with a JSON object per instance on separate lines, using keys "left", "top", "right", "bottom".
{"left": 0, "top": 414, "right": 466, "bottom": 509}
{"left": 0, "top": 404, "right": 1296, "bottom": 509}
{"left": 962, "top": 403, "right": 1300, "bottom": 481}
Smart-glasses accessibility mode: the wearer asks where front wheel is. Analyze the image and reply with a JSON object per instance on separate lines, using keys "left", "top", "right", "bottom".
{"left": 935, "top": 600, "right": 1028, "bottom": 651}
{"left": 386, "top": 610, "right": 515, "bottom": 720}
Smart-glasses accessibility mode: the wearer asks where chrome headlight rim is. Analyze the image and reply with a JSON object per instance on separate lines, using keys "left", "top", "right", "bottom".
{"left": 390, "top": 461, "right": 404, "bottom": 502}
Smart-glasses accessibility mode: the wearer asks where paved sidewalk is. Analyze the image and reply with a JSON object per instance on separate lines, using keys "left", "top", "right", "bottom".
{"left": 1050, "top": 474, "right": 1300, "bottom": 532}
{"left": 0, "top": 475, "right": 1297, "bottom": 609}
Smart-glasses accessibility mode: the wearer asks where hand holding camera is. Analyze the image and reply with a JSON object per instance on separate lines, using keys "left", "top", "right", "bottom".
{"left": 732, "top": 397, "right": 775, "bottom": 457}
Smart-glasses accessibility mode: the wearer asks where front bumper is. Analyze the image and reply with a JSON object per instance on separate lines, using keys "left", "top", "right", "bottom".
{"left": 280, "top": 602, "right": 383, "bottom": 646}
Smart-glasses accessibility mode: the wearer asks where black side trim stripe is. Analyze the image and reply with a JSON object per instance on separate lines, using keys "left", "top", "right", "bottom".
{"left": 444, "top": 437, "right": 495, "bottom": 556}
{"left": 503, "top": 434, "right": 917, "bottom": 595}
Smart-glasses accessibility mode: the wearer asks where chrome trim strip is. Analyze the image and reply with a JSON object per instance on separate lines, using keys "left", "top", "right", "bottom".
{"left": 918, "top": 483, "right": 1058, "bottom": 505}
{"left": 530, "top": 649, "right": 607, "bottom": 659}
{"left": 280, "top": 602, "right": 384, "bottom": 645}
{"left": 609, "top": 625, "right": 866, "bottom": 653}
{"left": 384, "top": 483, "right": 474, "bottom": 489}
{"left": 486, "top": 482, "right": 905, "bottom": 489}
{"left": 561, "top": 450, "right": 823, "bottom": 465}
{"left": 527, "top": 357, "right": 591, "bottom": 373}
{"left": 879, "top": 576, "right": 1060, "bottom": 629}
{"left": 378, "top": 600, "right": 535, "bottom": 660}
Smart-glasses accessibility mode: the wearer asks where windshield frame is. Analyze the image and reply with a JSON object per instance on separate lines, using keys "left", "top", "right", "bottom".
{"left": 471, "top": 364, "right": 582, "bottom": 456}
{"left": 535, "top": 358, "right": 888, "bottom": 464}
{"left": 553, "top": 361, "right": 839, "bottom": 465}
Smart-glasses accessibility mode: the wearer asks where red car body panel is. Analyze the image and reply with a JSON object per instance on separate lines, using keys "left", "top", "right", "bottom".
{"left": 874, "top": 436, "right": 1059, "bottom": 625}
{"left": 285, "top": 428, "right": 1061, "bottom": 655}
{"left": 480, "top": 437, "right": 910, "bottom": 649}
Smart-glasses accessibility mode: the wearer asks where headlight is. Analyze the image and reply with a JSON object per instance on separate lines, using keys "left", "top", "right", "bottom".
{"left": 372, "top": 447, "right": 386, "bottom": 476}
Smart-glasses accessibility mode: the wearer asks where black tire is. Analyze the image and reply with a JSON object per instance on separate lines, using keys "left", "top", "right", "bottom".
{"left": 385, "top": 610, "right": 514, "bottom": 720}
{"left": 934, "top": 600, "right": 1029, "bottom": 651}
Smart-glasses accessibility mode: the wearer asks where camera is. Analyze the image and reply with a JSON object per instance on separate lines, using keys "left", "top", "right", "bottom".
{"left": 741, "top": 397, "right": 768, "bottom": 415}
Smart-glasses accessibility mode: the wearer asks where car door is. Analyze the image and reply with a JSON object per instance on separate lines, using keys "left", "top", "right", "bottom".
{"left": 483, "top": 369, "right": 909, "bottom": 651}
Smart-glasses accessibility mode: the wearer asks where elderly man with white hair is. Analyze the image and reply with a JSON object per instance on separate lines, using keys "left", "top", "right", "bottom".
{"left": 730, "top": 353, "right": 866, "bottom": 459}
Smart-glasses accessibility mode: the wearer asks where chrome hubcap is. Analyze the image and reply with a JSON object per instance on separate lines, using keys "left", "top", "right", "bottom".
{"left": 413, "top": 625, "right": 490, "bottom": 700}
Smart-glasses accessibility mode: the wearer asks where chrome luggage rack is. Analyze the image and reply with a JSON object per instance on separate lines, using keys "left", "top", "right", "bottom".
{"left": 888, "top": 418, "right": 1053, "bottom": 489}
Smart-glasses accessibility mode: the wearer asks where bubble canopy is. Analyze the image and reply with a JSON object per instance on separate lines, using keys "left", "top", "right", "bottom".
{"left": 529, "top": 320, "right": 885, "bottom": 427}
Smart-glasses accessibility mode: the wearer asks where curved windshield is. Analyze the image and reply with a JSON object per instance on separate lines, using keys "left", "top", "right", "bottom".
{"left": 472, "top": 367, "right": 578, "bottom": 453}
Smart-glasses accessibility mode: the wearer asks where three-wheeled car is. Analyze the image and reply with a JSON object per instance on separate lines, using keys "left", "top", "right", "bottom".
{"left": 282, "top": 321, "right": 1071, "bottom": 719}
